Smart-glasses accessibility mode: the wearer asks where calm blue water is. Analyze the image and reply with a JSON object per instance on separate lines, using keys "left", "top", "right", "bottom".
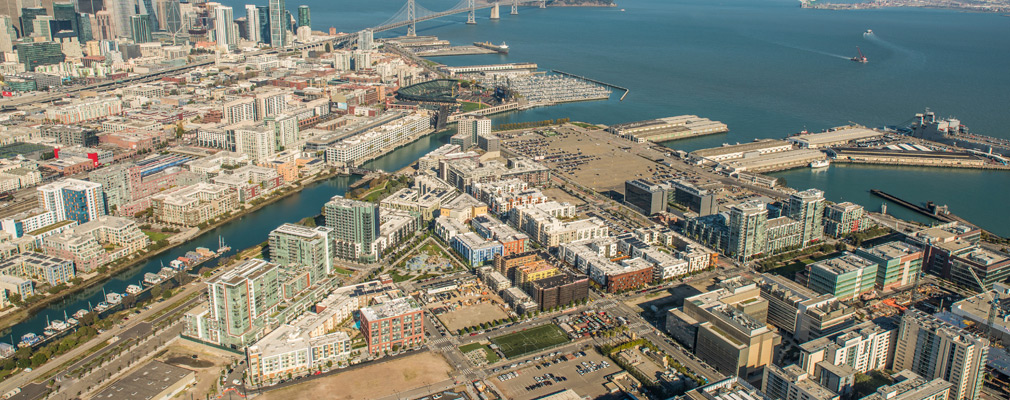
{"left": 2, "top": 130, "right": 455, "bottom": 340}
{"left": 219, "top": 0, "right": 1010, "bottom": 235}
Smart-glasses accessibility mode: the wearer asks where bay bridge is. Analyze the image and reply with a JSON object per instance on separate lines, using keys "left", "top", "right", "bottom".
{"left": 0, "top": 0, "right": 547, "bottom": 108}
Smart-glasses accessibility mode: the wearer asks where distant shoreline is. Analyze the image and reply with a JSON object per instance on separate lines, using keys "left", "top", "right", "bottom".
{"left": 799, "top": 0, "right": 1010, "bottom": 14}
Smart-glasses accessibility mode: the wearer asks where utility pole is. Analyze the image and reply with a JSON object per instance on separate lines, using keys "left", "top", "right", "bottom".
{"left": 407, "top": 0, "right": 416, "bottom": 36}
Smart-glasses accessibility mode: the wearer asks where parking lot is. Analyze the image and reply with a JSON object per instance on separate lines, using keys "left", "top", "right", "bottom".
{"left": 491, "top": 348, "right": 623, "bottom": 400}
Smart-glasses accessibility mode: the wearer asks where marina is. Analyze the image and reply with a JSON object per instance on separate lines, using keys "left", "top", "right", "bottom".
{"left": 479, "top": 73, "right": 612, "bottom": 105}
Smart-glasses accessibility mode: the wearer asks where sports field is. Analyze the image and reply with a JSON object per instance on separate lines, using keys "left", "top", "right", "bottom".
{"left": 490, "top": 324, "right": 570, "bottom": 359}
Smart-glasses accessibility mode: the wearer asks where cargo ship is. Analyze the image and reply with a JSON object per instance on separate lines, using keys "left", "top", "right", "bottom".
{"left": 473, "top": 41, "right": 509, "bottom": 54}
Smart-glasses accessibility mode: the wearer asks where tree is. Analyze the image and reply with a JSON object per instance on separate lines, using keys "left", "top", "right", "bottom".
{"left": 150, "top": 283, "right": 163, "bottom": 299}
{"left": 7, "top": 293, "right": 20, "bottom": 306}
{"left": 161, "top": 289, "right": 173, "bottom": 300}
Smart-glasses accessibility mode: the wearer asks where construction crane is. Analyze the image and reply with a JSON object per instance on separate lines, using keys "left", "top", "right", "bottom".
{"left": 966, "top": 265, "right": 1001, "bottom": 344}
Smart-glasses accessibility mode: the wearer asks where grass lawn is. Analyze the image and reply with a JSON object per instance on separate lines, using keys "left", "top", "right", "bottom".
{"left": 491, "top": 324, "right": 570, "bottom": 359}
{"left": 143, "top": 230, "right": 170, "bottom": 242}
{"left": 458, "top": 343, "right": 501, "bottom": 364}
{"left": 390, "top": 271, "right": 414, "bottom": 282}
{"left": 460, "top": 101, "right": 484, "bottom": 112}
{"left": 333, "top": 266, "right": 353, "bottom": 275}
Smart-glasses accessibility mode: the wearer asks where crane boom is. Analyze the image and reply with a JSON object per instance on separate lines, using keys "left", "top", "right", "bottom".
{"left": 965, "top": 265, "right": 999, "bottom": 344}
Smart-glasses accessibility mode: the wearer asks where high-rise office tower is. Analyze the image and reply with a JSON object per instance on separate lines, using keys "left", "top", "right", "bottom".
{"left": 76, "top": 12, "right": 93, "bottom": 42}
{"left": 94, "top": 10, "right": 114, "bottom": 40}
{"left": 0, "top": 0, "right": 23, "bottom": 27}
{"left": 155, "top": 0, "right": 180, "bottom": 33}
{"left": 32, "top": 15, "right": 53, "bottom": 40}
{"left": 16, "top": 40, "right": 64, "bottom": 70}
{"left": 138, "top": 0, "right": 158, "bottom": 31}
{"left": 268, "top": 0, "right": 285, "bottom": 47}
{"left": 244, "top": 4, "right": 259, "bottom": 43}
{"left": 19, "top": 7, "right": 47, "bottom": 38}
{"left": 0, "top": 16, "right": 16, "bottom": 53}
{"left": 296, "top": 5, "right": 308, "bottom": 29}
{"left": 728, "top": 200, "right": 768, "bottom": 261}
{"left": 108, "top": 0, "right": 136, "bottom": 37}
{"left": 894, "top": 309, "right": 988, "bottom": 400}
{"left": 256, "top": 5, "right": 269, "bottom": 45}
{"left": 214, "top": 5, "right": 234, "bottom": 51}
{"left": 787, "top": 188, "right": 825, "bottom": 246}
{"left": 130, "top": 14, "right": 151, "bottom": 42}
{"left": 324, "top": 195, "right": 380, "bottom": 262}
{"left": 52, "top": 1, "right": 78, "bottom": 38}
{"left": 77, "top": 0, "right": 104, "bottom": 15}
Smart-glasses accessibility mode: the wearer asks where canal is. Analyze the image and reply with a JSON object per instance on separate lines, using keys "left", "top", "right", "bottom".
{"left": 2, "top": 130, "right": 455, "bottom": 342}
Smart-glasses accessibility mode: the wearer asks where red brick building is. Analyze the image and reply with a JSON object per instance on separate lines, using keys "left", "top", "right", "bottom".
{"left": 359, "top": 297, "right": 425, "bottom": 355}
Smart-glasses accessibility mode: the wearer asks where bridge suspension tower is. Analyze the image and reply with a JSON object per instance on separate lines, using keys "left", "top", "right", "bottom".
{"left": 511, "top": 0, "right": 518, "bottom": 14}
{"left": 540, "top": 0, "right": 546, "bottom": 8}
{"left": 467, "top": 0, "right": 476, "bottom": 24}
{"left": 406, "top": 0, "right": 417, "bottom": 36}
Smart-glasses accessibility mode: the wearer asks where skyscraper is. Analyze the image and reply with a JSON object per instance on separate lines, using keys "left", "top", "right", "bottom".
{"left": 894, "top": 309, "right": 988, "bottom": 400}
{"left": 19, "top": 7, "right": 47, "bottom": 38}
{"left": 214, "top": 5, "right": 235, "bottom": 51}
{"left": 268, "top": 0, "right": 286, "bottom": 47}
{"left": 32, "top": 16, "right": 54, "bottom": 40}
{"left": 94, "top": 10, "right": 114, "bottom": 40}
{"left": 358, "top": 28, "right": 373, "bottom": 51}
{"left": 138, "top": 0, "right": 158, "bottom": 31}
{"left": 256, "top": 5, "right": 269, "bottom": 45}
{"left": 786, "top": 188, "right": 825, "bottom": 246}
{"left": 155, "top": 0, "right": 181, "bottom": 33}
{"left": 728, "top": 200, "right": 768, "bottom": 261}
{"left": 130, "top": 14, "right": 151, "bottom": 43}
{"left": 0, "top": 16, "right": 16, "bottom": 53}
{"left": 52, "top": 1, "right": 78, "bottom": 38}
{"left": 76, "top": 12, "right": 93, "bottom": 42}
{"left": 324, "top": 195, "right": 379, "bottom": 262}
{"left": 244, "top": 4, "right": 259, "bottom": 43}
{"left": 296, "top": 5, "right": 308, "bottom": 29}
{"left": 0, "top": 1, "right": 22, "bottom": 27}
{"left": 108, "top": 0, "right": 136, "bottom": 37}
{"left": 77, "top": 0, "right": 105, "bottom": 15}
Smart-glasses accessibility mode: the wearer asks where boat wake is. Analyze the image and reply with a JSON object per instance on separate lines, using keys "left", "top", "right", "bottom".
{"left": 772, "top": 41, "right": 850, "bottom": 60}
{"left": 863, "top": 32, "right": 926, "bottom": 65}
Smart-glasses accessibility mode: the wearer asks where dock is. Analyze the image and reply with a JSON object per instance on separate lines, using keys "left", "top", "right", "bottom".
{"left": 415, "top": 46, "right": 499, "bottom": 57}
{"left": 551, "top": 70, "right": 630, "bottom": 101}
{"left": 829, "top": 148, "right": 1010, "bottom": 170}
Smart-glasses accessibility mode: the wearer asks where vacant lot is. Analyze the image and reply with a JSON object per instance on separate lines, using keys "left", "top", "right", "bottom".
{"left": 438, "top": 302, "right": 509, "bottom": 332}
{"left": 259, "top": 352, "right": 454, "bottom": 400}
{"left": 491, "top": 324, "right": 571, "bottom": 359}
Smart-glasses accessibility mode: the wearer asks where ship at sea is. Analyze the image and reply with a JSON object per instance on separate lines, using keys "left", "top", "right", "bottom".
{"left": 904, "top": 110, "right": 1010, "bottom": 157}
{"left": 473, "top": 41, "right": 509, "bottom": 54}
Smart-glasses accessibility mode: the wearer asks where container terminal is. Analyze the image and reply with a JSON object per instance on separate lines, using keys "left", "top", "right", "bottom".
{"left": 607, "top": 115, "right": 728, "bottom": 143}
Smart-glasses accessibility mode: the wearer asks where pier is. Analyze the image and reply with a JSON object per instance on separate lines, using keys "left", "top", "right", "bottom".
{"left": 551, "top": 69, "right": 630, "bottom": 101}
{"left": 414, "top": 46, "right": 499, "bottom": 56}
{"left": 870, "top": 189, "right": 954, "bottom": 223}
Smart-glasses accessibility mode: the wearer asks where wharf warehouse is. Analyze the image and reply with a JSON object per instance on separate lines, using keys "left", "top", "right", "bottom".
{"left": 607, "top": 115, "right": 728, "bottom": 143}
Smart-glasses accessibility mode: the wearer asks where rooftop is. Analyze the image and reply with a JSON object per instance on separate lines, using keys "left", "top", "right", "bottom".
{"left": 809, "top": 252, "right": 876, "bottom": 276}
{"left": 91, "top": 361, "right": 194, "bottom": 400}
{"left": 360, "top": 297, "right": 421, "bottom": 321}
